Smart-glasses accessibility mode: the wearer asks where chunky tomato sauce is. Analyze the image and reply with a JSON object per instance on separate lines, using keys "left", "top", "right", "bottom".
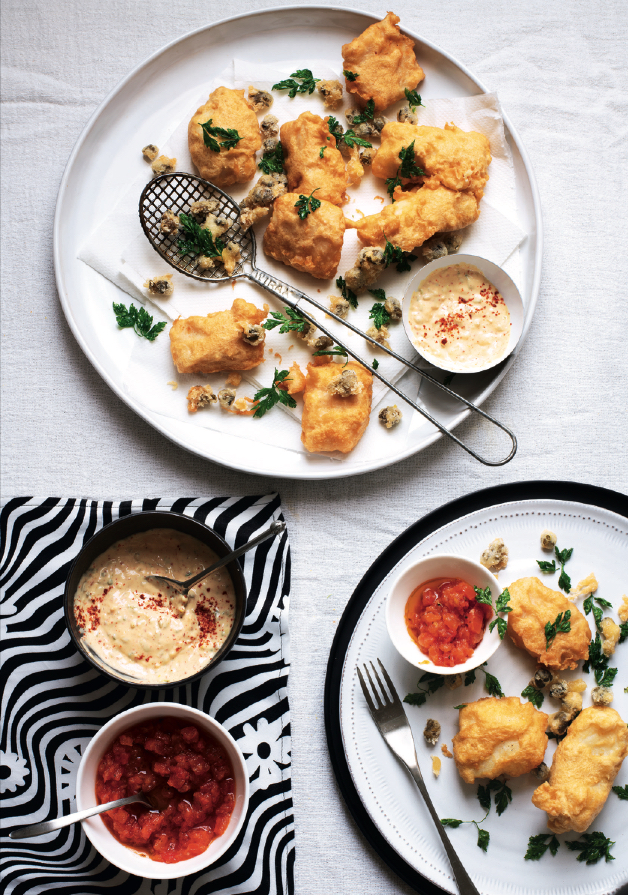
{"left": 405, "top": 577, "right": 492, "bottom": 667}
{"left": 96, "top": 718, "right": 235, "bottom": 863}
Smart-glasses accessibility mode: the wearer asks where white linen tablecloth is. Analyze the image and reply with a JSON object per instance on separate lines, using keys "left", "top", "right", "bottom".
{"left": 1, "top": 1, "right": 627, "bottom": 893}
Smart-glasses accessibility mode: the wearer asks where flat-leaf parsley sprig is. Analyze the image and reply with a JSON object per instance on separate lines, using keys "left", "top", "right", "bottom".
{"left": 252, "top": 369, "right": 297, "bottom": 418}
{"left": 327, "top": 116, "right": 372, "bottom": 150}
{"left": 441, "top": 803, "right": 490, "bottom": 853}
{"left": 464, "top": 662, "right": 505, "bottom": 698}
{"left": 612, "top": 784, "right": 628, "bottom": 800}
{"left": 295, "top": 189, "right": 321, "bottom": 219}
{"left": 272, "top": 69, "right": 320, "bottom": 98}
{"left": 385, "top": 140, "right": 425, "bottom": 201}
{"left": 544, "top": 610, "right": 571, "bottom": 650}
{"left": 368, "top": 302, "right": 390, "bottom": 331}
{"left": 521, "top": 682, "right": 544, "bottom": 709}
{"left": 335, "top": 276, "right": 358, "bottom": 309}
{"left": 263, "top": 307, "right": 309, "bottom": 334}
{"left": 344, "top": 69, "right": 359, "bottom": 81}
{"left": 312, "top": 345, "right": 348, "bottom": 361}
{"left": 112, "top": 303, "right": 166, "bottom": 342}
{"left": 565, "top": 832, "right": 615, "bottom": 865}
{"left": 473, "top": 585, "right": 511, "bottom": 640}
{"left": 583, "top": 632, "right": 618, "bottom": 686}
{"left": 178, "top": 213, "right": 225, "bottom": 259}
{"left": 477, "top": 780, "right": 512, "bottom": 816}
{"left": 536, "top": 543, "right": 574, "bottom": 592}
{"left": 583, "top": 594, "right": 613, "bottom": 633}
{"left": 525, "top": 833, "right": 561, "bottom": 861}
{"left": 258, "top": 141, "right": 284, "bottom": 174}
{"left": 404, "top": 88, "right": 424, "bottom": 111}
{"left": 382, "top": 237, "right": 417, "bottom": 273}
{"left": 403, "top": 670, "right": 444, "bottom": 707}
{"left": 200, "top": 119, "right": 241, "bottom": 152}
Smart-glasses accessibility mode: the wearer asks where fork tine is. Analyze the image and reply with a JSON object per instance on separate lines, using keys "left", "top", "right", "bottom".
{"left": 364, "top": 663, "right": 384, "bottom": 709}
{"left": 377, "top": 659, "right": 402, "bottom": 707}
{"left": 356, "top": 666, "right": 377, "bottom": 713}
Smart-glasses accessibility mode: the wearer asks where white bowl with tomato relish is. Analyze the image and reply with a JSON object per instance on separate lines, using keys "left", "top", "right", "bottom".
{"left": 76, "top": 703, "right": 249, "bottom": 878}
{"left": 386, "top": 555, "right": 503, "bottom": 673}
{"left": 402, "top": 254, "right": 524, "bottom": 374}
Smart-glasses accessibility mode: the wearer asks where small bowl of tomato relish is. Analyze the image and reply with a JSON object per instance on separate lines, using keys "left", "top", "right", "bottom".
{"left": 386, "top": 555, "right": 504, "bottom": 673}
{"left": 76, "top": 703, "right": 249, "bottom": 878}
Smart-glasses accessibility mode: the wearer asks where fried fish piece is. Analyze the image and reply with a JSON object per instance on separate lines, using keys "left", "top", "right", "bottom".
{"left": 531, "top": 706, "right": 628, "bottom": 833}
{"left": 301, "top": 361, "right": 373, "bottom": 453}
{"left": 263, "top": 193, "right": 346, "bottom": 280}
{"left": 453, "top": 697, "right": 548, "bottom": 784}
{"left": 341, "top": 12, "right": 424, "bottom": 114}
{"left": 280, "top": 112, "right": 347, "bottom": 206}
{"left": 372, "top": 122, "right": 492, "bottom": 200}
{"left": 170, "top": 298, "right": 268, "bottom": 374}
{"left": 507, "top": 577, "right": 591, "bottom": 671}
{"left": 188, "top": 86, "right": 261, "bottom": 188}
{"left": 349, "top": 179, "right": 480, "bottom": 252}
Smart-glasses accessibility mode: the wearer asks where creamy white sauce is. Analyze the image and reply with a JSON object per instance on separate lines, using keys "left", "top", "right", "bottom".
{"left": 74, "top": 529, "right": 236, "bottom": 684}
{"left": 408, "top": 263, "right": 511, "bottom": 370}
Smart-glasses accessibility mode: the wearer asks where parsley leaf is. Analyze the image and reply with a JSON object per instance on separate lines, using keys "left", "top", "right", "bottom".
{"left": 555, "top": 546, "right": 573, "bottom": 564}
{"left": 477, "top": 828, "right": 490, "bottom": 852}
{"left": 344, "top": 70, "right": 359, "bottom": 81}
{"left": 386, "top": 141, "right": 425, "bottom": 201}
{"left": 495, "top": 588, "right": 512, "bottom": 615}
{"left": 484, "top": 670, "right": 504, "bottom": 698}
{"left": 474, "top": 585, "right": 493, "bottom": 607}
{"left": 453, "top": 703, "right": 467, "bottom": 709}
{"left": 558, "top": 567, "right": 572, "bottom": 592}
{"left": 327, "top": 116, "right": 344, "bottom": 141}
{"left": 521, "top": 683, "right": 545, "bottom": 709}
{"left": 295, "top": 189, "right": 321, "bottom": 219}
{"left": 619, "top": 620, "right": 628, "bottom": 644}
{"left": 525, "top": 833, "right": 561, "bottom": 861}
{"left": 597, "top": 666, "right": 618, "bottom": 688}
{"left": 252, "top": 369, "right": 297, "bottom": 418}
{"left": 545, "top": 610, "right": 572, "bottom": 649}
{"left": 336, "top": 275, "right": 358, "bottom": 308}
{"left": 369, "top": 303, "right": 390, "bottom": 330}
{"left": 440, "top": 818, "right": 463, "bottom": 828}
{"left": 565, "top": 832, "right": 615, "bottom": 865}
{"left": 350, "top": 98, "right": 375, "bottom": 124}
{"left": 263, "top": 307, "right": 309, "bottom": 334}
{"left": 477, "top": 785, "right": 491, "bottom": 813}
{"left": 404, "top": 671, "right": 445, "bottom": 706}
{"left": 312, "top": 345, "right": 348, "bottom": 358}
{"left": 385, "top": 174, "right": 402, "bottom": 202}
{"left": 272, "top": 69, "right": 320, "bottom": 98}
{"left": 178, "top": 212, "right": 225, "bottom": 258}
{"left": 489, "top": 779, "right": 513, "bottom": 816}
{"left": 583, "top": 595, "right": 613, "bottom": 633}
{"left": 112, "top": 303, "right": 166, "bottom": 342}
{"left": 319, "top": 146, "right": 326, "bottom": 158}
{"left": 404, "top": 88, "right": 424, "bottom": 110}
{"left": 372, "top": 359, "right": 379, "bottom": 370}
{"left": 583, "top": 632, "right": 614, "bottom": 684}
{"left": 368, "top": 288, "right": 386, "bottom": 302}
{"left": 200, "top": 119, "right": 241, "bottom": 152}
{"left": 537, "top": 559, "right": 557, "bottom": 573}
{"left": 382, "top": 238, "right": 417, "bottom": 272}
{"left": 403, "top": 691, "right": 427, "bottom": 707}
{"left": 343, "top": 130, "right": 373, "bottom": 149}
{"left": 258, "top": 141, "right": 284, "bottom": 174}
{"left": 612, "top": 785, "right": 628, "bottom": 800}
{"left": 464, "top": 668, "right": 478, "bottom": 686}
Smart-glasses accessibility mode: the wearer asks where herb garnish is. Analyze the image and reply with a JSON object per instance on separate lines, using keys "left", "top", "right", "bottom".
{"left": 200, "top": 119, "right": 241, "bottom": 152}
{"left": 178, "top": 213, "right": 225, "bottom": 259}
{"left": 403, "top": 670, "right": 444, "bottom": 707}
{"left": 583, "top": 632, "right": 617, "bottom": 685}
{"left": 382, "top": 237, "right": 417, "bottom": 273}
{"left": 344, "top": 70, "right": 359, "bottom": 81}
{"left": 477, "top": 780, "right": 512, "bottom": 816}
{"left": 463, "top": 662, "right": 505, "bottom": 697}
{"left": 521, "top": 683, "right": 544, "bottom": 709}
{"left": 295, "top": 188, "right": 321, "bottom": 219}
{"left": 272, "top": 69, "right": 320, "bottom": 98}
{"left": 252, "top": 369, "right": 297, "bottom": 418}
{"left": 336, "top": 275, "right": 358, "bottom": 308}
{"left": 404, "top": 88, "right": 424, "bottom": 111}
{"left": 326, "top": 116, "right": 372, "bottom": 149}
{"left": 620, "top": 621, "right": 628, "bottom": 644}
{"left": 612, "top": 784, "right": 628, "bottom": 800}
{"left": 385, "top": 140, "right": 425, "bottom": 201}
{"left": 113, "top": 303, "right": 166, "bottom": 342}
{"left": 441, "top": 803, "right": 490, "bottom": 853}
{"left": 319, "top": 146, "right": 326, "bottom": 158}
{"left": 350, "top": 98, "right": 375, "bottom": 125}
{"left": 258, "top": 141, "right": 284, "bottom": 174}
{"left": 525, "top": 833, "right": 561, "bottom": 861}
{"left": 312, "top": 345, "right": 348, "bottom": 360}
{"left": 555, "top": 545, "right": 573, "bottom": 592}
{"left": 263, "top": 307, "right": 310, "bottom": 334}
{"left": 372, "top": 359, "right": 379, "bottom": 370}
{"left": 583, "top": 594, "right": 613, "bottom": 632}
{"left": 565, "top": 832, "right": 615, "bottom": 865}
{"left": 545, "top": 610, "right": 572, "bottom": 650}
{"left": 536, "top": 559, "right": 557, "bottom": 573}
{"left": 369, "top": 303, "right": 390, "bottom": 330}
{"left": 472, "top": 585, "right": 511, "bottom": 640}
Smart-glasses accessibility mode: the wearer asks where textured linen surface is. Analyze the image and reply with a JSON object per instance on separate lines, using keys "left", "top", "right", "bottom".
{"left": 1, "top": 2, "right": 628, "bottom": 894}
{"left": 0, "top": 495, "right": 293, "bottom": 895}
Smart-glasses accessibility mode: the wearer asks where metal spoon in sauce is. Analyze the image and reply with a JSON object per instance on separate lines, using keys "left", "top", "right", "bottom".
{"left": 146, "top": 519, "right": 286, "bottom": 598}
{"left": 8, "top": 793, "right": 154, "bottom": 839}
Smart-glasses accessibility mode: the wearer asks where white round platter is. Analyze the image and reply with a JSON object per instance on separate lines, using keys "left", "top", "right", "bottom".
{"left": 334, "top": 487, "right": 627, "bottom": 894}
{"left": 54, "top": 6, "right": 542, "bottom": 479}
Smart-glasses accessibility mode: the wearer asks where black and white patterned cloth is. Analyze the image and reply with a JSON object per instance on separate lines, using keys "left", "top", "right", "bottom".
{"left": 0, "top": 496, "right": 294, "bottom": 895}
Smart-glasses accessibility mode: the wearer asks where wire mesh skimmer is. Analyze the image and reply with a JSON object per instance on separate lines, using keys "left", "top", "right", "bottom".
{"left": 139, "top": 173, "right": 517, "bottom": 466}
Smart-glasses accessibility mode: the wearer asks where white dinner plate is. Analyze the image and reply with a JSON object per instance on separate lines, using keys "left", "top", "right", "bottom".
{"left": 54, "top": 6, "right": 542, "bottom": 479}
{"left": 326, "top": 481, "right": 628, "bottom": 895}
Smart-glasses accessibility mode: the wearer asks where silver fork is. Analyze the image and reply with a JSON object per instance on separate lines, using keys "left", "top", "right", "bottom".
{"left": 357, "top": 659, "right": 480, "bottom": 895}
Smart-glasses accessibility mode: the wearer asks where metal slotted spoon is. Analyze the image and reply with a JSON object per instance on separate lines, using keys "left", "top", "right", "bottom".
{"left": 139, "top": 173, "right": 517, "bottom": 466}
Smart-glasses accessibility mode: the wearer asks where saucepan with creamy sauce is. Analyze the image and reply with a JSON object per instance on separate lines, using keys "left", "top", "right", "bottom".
{"left": 64, "top": 512, "right": 248, "bottom": 688}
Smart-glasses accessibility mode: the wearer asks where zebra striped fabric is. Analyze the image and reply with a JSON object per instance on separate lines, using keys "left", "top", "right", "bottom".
{"left": 0, "top": 496, "right": 294, "bottom": 895}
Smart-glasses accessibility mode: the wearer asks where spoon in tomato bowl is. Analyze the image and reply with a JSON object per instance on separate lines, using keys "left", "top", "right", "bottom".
{"left": 9, "top": 793, "right": 154, "bottom": 840}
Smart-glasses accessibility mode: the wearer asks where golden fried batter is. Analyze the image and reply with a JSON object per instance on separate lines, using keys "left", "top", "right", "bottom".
{"left": 188, "top": 87, "right": 261, "bottom": 188}
{"left": 372, "top": 122, "right": 492, "bottom": 201}
{"left": 263, "top": 193, "right": 346, "bottom": 280}
{"left": 277, "top": 361, "right": 306, "bottom": 396}
{"left": 280, "top": 112, "right": 347, "bottom": 206}
{"left": 342, "top": 12, "right": 424, "bottom": 114}
{"left": 170, "top": 299, "right": 268, "bottom": 374}
{"left": 301, "top": 362, "right": 373, "bottom": 453}
{"left": 531, "top": 706, "right": 628, "bottom": 833}
{"left": 453, "top": 697, "right": 548, "bottom": 784}
{"left": 507, "top": 577, "right": 592, "bottom": 671}
{"left": 349, "top": 179, "right": 479, "bottom": 252}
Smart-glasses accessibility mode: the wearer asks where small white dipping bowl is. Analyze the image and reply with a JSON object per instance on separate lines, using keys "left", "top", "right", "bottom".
{"left": 76, "top": 702, "right": 249, "bottom": 878}
{"left": 402, "top": 254, "right": 524, "bottom": 374}
{"left": 386, "top": 554, "right": 503, "bottom": 674}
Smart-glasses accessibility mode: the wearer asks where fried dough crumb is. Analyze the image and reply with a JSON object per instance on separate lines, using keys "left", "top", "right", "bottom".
{"left": 225, "top": 372, "right": 241, "bottom": 388}
{"left": 431, "top": 756, "right": 442, "bottom": 778}
{"left": 366, "top": 324, "right": 390, "bottom": 347}
{"left": 533, "top": 762, "right": 550, "bottom": 782}
{"left": 248, "top": 86, "right": 273, "bottom": 113}
{"left": 441, "top": 744, "right": 453, "bottom": 759}
{"left": 143, "top": 274, "right": 174, "bottom": 297}
{"left": 480, "top": 537, "right": 509, "bottom": 572}
{"left": 317, "top": 79, "right": 343, "bottom": 108}
{"left": 221, "top": 242, "right": 241, "bottom": 275}
{"left": 187, "top": 385, "right": 217, "bottom": 413}
{"left": 217, "top": 388, "right": 236, "bottom": 409}
{"left": 159, "top": 210, "right": 180, "bottom": 235}
{"left": 167, "top": 380, "right": 179, "bottom": 390}
{"left": 198, "top": 255, "right": 218, "bottom": 271}
{"left": 379, "top": 405, "right": 402, "bottom": 428}
{"left": 241, "top": 323, "right": 265, "bottom": 345}
{"left": 444, "top": 673, "right": 463, "bottom": 690}
{"left": 619, "top": 595, "right": 628, "bottom": 623}
{"left": 151, "top": 155, "right": 176, "bottom": 176}
{"left": 423, "top": 719, "right": 441, "bottom": 746}
{"left": 328, "top": 369, "right": 360, "bottom": 397}
{"left": 591, "top": 686, "right": 614, "bottom": 706}
{"left": 240, "top": 206, "right": 270, "bottom": 230}
{"left": 329, "top": 295, "right": 350, "bottom": 319}
{"left": 600, "top": 617, "right": 621, "bottom": 657}
{"left": 567, "top": 678, "right": 587, "bottom": 694}
{"left": 561, "top": 691, "right": 582, "bottom": 719}
{"left": 189, "top": 198, "right": 219, "bottom": 222}
{"left": 260, "top": 114, "right": 279, "bottom": 139}
{"left": 142, "top": 144, "right": 159, "bottom": 161}
{"left": 540, "top": 529, "right": 558, "bottom": 550}
{"left": 569, "top": 573, "right": 599, "bottom": 601}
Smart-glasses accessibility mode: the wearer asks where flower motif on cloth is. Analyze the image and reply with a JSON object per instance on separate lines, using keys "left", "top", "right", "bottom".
{"left": 55, "top": 739, "right": 91, "bottom": 803}
{"left": 240, "top": 716, "right": 289, "bottom": 789}
{"left": 0, "top": 749, "right": 30, "bottom": 793}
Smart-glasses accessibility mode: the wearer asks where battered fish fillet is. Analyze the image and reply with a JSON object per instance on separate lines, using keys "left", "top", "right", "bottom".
{"left": 170, "top": 299, "right": 269, "bottom": 374}
{"left": 301, "top": 362, "right": 373, "bottom": 453}
{"left": 188, "top": 87, "right": 261, "bottom": 188}
{"left": 280, "top": 112, "right": 347, "bottom": 206}
{"left": 372, "top": 122, "right": 492, "bottom": 201}
{"left": 349, "top": 179, "right": 479, "bottom": 252}
{"left": 507, "top": 577, "right": 592, "bottom": 671}
{"left": 263, "top": 193, "right": 346, "bottom": 280}
{"left": 531, "top": 706, "right": 628, "bottom": 833}
{"left": 341, "top": 12, "right": 424, "bottom": 114}
{"left": 453, "top": 697, "right": 548, "bottom": 784}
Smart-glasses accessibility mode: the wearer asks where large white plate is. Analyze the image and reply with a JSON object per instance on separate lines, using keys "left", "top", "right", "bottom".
{"left": 338, "top": 495, "right": 628, "bottom": 895}
{"left": 54, "top": 6, "right": 542, "bottom": 479}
